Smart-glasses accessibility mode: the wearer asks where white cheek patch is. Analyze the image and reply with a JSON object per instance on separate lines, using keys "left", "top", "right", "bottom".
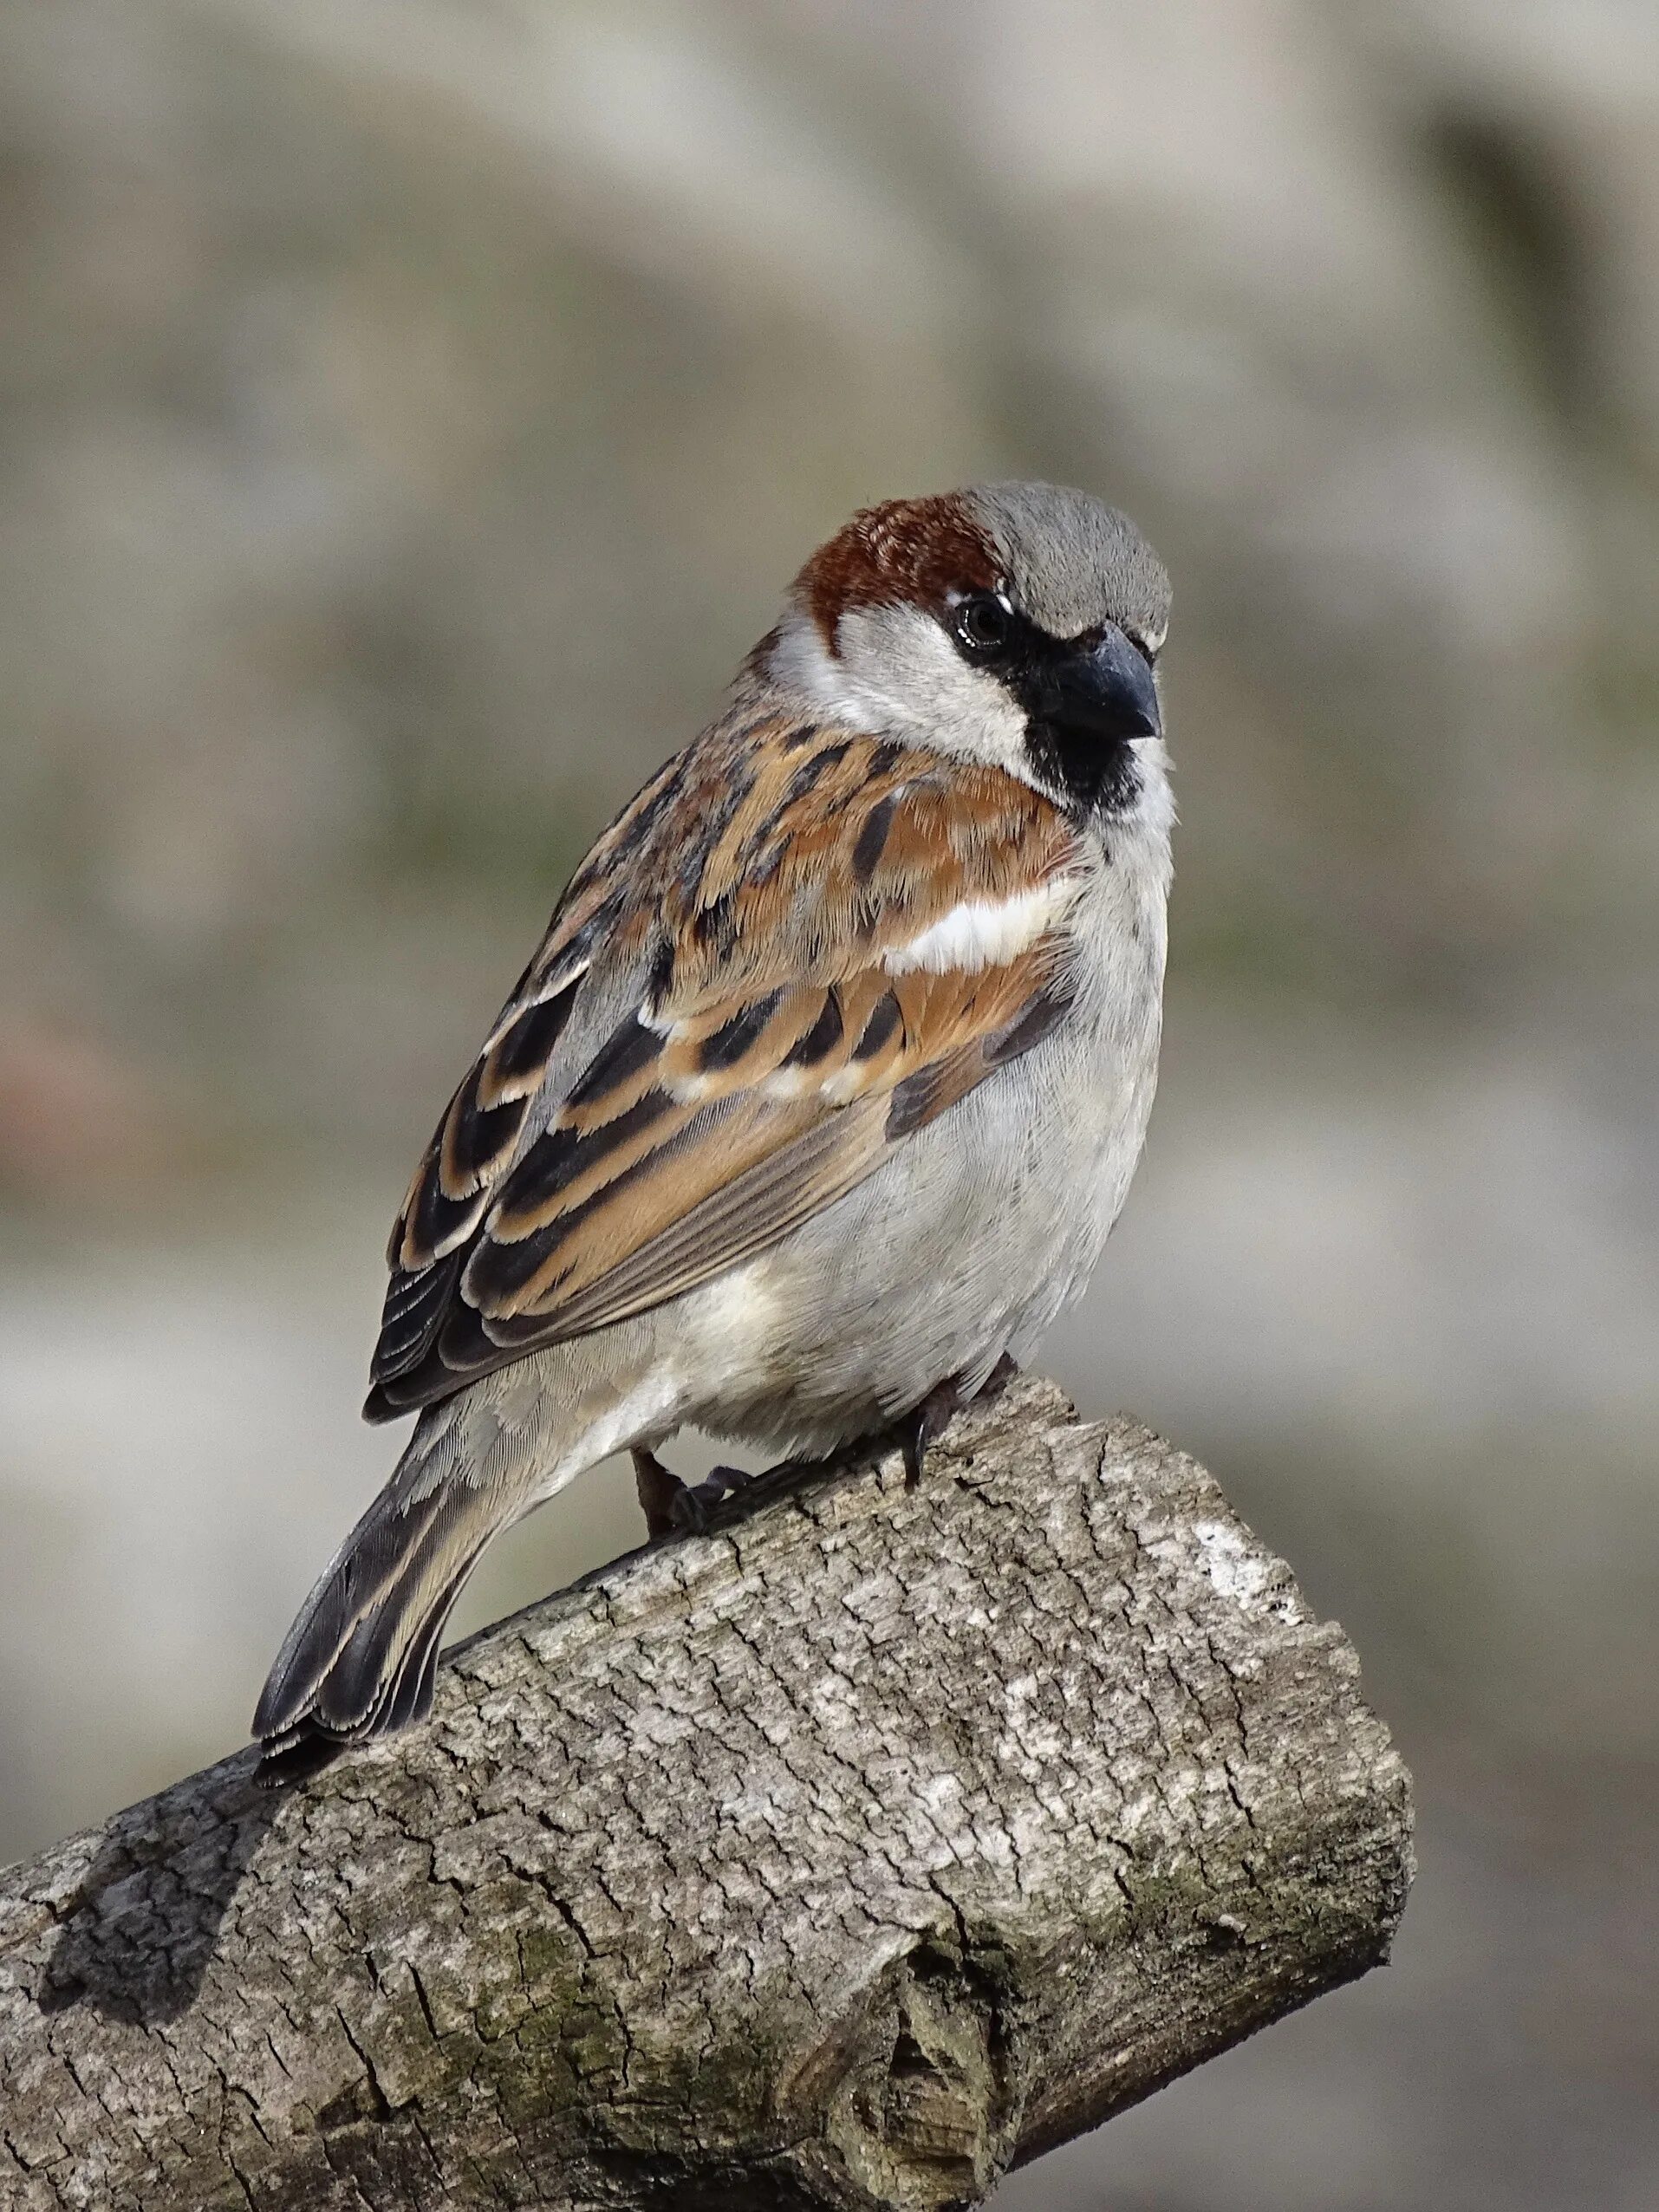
{"left": 884, "top": 878, "right": 1079, "bottom": 975}
{"left": 768, "top": 603, "right": 1032, "bottom": 777}
{"left": 767, "top": 615, "right": 877, "bottom": 730}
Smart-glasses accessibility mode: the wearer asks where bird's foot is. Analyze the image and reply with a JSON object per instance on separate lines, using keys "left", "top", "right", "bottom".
{"left": 633, "top": 1448, "right": 797, "bottom": 1538}
{"left": 635, "top": 1356, "right": 1021, "bottom": 1535}
{"left": 893, "top": 1356, "right": 1020, "bottom": 1487}
{"left": 668, "top": 1461, "right": 761, "bottom": 1534}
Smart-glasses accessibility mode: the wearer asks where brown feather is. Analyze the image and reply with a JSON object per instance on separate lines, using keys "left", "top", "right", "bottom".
{"left": 365, "top": 712, "right": 1080, "bottom": 1420}
{"left": 796, "top": 491, "right": 1002, "bottom": 647}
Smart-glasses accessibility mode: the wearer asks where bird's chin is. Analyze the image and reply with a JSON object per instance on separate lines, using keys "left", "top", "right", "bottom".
{"left": 1023, "top": 721, "right": 1143, "bottom": 818}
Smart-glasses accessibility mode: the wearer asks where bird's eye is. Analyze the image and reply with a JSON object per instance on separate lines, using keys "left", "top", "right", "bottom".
{"left": 952, "top": 592, "right": 1013, "bottom": 657}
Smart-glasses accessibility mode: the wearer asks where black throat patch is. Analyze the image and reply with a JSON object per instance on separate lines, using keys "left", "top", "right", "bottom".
{"left": 1018, "top": 698, "right": 1142, "bottom": 816}
{"left": 975, "top": 611, "right": 1148, "bottom": 816}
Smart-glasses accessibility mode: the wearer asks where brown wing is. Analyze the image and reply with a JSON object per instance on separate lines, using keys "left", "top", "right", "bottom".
{"left": 365, "top": 713, "right": 1079, "bottom": 1421}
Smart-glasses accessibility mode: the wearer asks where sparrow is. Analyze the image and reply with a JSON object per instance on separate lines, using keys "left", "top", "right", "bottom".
{"left": 254, "top": 481, "right": 1173, "bottom": 1783}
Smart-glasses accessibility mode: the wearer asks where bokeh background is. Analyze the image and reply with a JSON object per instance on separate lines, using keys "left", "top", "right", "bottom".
{"left": 3, "top": 2, "right": 1657, "bottom": 2204}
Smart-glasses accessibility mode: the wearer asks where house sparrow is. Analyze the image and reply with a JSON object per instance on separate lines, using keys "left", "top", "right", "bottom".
{"left": 254, "top": 481, "right": 1173, "bottom": 1782}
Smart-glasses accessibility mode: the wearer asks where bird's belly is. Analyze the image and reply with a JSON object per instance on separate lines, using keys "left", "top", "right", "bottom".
{"left": 680, "top": 992, "right": 1160, "bottom": 1457}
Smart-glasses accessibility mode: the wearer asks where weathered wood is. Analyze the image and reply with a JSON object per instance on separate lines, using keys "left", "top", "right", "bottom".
{"left": 0, "top": 1379, "right": 1411, "bottom": 2210}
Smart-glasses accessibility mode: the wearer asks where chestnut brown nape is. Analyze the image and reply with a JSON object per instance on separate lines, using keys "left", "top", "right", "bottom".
{"left": 795, "top": 492, "right": 1001, "bottom": 648}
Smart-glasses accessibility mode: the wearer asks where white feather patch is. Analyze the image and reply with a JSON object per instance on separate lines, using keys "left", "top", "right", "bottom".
{"left": 883, "top": 879, "right": 1077, "bottom": 977}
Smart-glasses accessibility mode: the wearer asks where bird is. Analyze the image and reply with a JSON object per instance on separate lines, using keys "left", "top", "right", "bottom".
{"left": 253, "top": 481, "right": 1174, "bottom": 1783}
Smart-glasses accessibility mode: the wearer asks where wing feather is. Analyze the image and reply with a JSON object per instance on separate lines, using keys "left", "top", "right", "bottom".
{"left": 365, "top": 714, "right": 1079, "bottom": 1420}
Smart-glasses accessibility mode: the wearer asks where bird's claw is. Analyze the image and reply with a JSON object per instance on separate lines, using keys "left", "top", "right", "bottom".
{"left": 895, "top": 1357, "right": 1017, "bottom": 1487}
{"left": 898, "top": 1379, "right": 965, "bottom": 1488}
{"left": 667, "top": 1463, "right": 751, "bottom": 1534}
{"left": 635, "top": 1452, "right": 771, "bottom": 1538}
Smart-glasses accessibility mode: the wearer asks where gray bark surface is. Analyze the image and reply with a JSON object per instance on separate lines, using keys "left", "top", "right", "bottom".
{"left": 0, "top": 1380, "right": 1412, "bottom": 2210}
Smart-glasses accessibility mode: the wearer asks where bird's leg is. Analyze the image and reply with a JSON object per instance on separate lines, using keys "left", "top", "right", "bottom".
{"left": 976, "top": 1351, "right": 1020, "bottom": 1402}
{"left": 632, "top": 1448, "right": 688, "bottom": 1541}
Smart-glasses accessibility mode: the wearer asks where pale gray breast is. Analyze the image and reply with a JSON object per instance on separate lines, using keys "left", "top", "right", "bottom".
{"left": 677, "top": 830, "right": 1170, "bottom": 1448}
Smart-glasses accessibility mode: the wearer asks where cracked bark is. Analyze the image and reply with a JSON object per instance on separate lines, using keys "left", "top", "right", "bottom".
{"left": 0, "top": 1378, "right": 1412, "bottom": 2211}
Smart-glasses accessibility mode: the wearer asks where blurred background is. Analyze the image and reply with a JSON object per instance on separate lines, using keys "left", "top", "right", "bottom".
{"left": 2, "top": 1, "right": 1656, "bottom": 2203}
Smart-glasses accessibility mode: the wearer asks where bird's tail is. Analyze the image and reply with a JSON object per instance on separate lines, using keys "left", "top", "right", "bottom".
{"left": 252, "top": 1408, "right": 517, "bottom": 1786}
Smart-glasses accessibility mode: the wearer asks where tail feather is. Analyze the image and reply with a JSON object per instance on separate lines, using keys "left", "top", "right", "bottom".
{"left": 381, "top": 1558, "right": 477, "bottom": 1735}
{"left": 254, "top": 1415, "right": 511, "bottom": 1785}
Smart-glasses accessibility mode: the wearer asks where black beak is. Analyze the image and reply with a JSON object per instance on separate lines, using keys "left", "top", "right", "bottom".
{"left": 1014, "top": 619, "right": 1161, "bottom": 812}
{"left": 1051, "top": 621, "right": 1161, "bottom": 744}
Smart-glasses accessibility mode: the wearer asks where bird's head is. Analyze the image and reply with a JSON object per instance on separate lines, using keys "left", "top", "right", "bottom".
{"left": 770, "top": 481, "right": 1171, "bottom": 818}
